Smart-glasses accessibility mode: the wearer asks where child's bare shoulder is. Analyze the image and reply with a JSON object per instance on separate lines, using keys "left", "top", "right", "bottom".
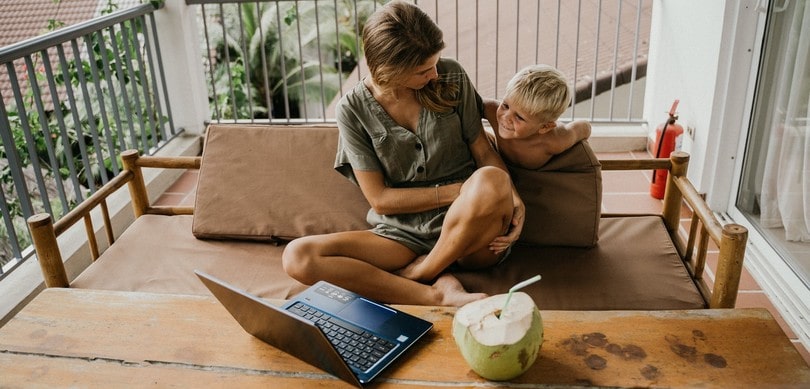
{"left": 503, "top": 122, "right": 590, "bottom": 169}
{"left": 550, "top": 121, "right": 591, "bottom": 151}
{"left": 497, "top": 136, "right": 556, "bottom": 169}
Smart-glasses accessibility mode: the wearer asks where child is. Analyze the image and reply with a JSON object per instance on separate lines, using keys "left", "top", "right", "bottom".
{"left": 483, "top": 64, "right": 591, "bottom": 170}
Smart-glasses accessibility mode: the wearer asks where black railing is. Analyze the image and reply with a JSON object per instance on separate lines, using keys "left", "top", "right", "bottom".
{"left": 0, "top": 3, "right": 178, "bottom": 277}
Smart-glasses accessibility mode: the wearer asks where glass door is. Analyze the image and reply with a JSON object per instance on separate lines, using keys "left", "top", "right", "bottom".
{"left": 736, "top": 0, "right": 810, "bottom": 287}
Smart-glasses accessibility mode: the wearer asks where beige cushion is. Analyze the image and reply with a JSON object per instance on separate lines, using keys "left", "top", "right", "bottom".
{"left": 455, "top": 216, "right": 706, "bottom": 310}
{"left": 509, "top": 140, "right": 602, "bottom": 247}
{"left": 192, "top": 124, "right": 371, "bottom": 241}
{"left": 74, "top": 215, "right": 703, "bottom": 310}
{"left": 73, "top": 215, "right": 309, "bottom": 299}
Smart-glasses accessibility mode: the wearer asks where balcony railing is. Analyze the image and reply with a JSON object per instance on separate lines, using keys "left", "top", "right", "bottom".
{"left": 0, "top": 0, "right": 649, "bottom": 280}
{"left": 192, "top": 0, "right": 650, "bottom": 124}
{"left": 0, "top": 3, "right": 177, "bottom": 277}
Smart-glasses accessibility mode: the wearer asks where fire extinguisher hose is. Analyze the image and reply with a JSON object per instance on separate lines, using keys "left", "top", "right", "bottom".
{"left": 651, "top": 120, "right": 671, "bottom": 184}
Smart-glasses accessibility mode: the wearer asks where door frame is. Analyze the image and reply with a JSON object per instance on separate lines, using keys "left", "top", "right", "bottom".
{"left": 719, "top": 0, "right": 810, "bottom": 347}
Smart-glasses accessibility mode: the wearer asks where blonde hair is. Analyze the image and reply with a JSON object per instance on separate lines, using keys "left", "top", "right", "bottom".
{"left": 504, "top": 64, "right": 571, "bottom": 122}
{"left": 362, "top": 1, "right": 458, "bottom": 112}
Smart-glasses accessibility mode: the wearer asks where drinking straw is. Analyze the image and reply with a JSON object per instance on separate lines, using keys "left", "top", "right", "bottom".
{"left": 499, "top": 275, "right": 542, "bottom": 319}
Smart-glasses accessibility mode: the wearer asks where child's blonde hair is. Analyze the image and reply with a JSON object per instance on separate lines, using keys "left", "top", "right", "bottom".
{"left": 503, "top": 64, "right": 571, "bottom": 122}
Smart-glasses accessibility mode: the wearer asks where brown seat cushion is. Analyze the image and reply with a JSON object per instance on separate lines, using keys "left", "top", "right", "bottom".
{"left": 74, "top": 215, "right": 309, "bottom": 299}
{"left": 454, "top": 215, "right": 705, "bottom": 310}
{"left": 75, "top": 214, "right": 704, "bottom": 310}
{"left": 192, "top": 124, "right": 371, "bottom": 241}
{"left": 509, "top": 140, "right": 602, "bottom": 247}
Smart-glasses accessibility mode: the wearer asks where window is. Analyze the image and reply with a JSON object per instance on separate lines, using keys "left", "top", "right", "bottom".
{"left": 736, "top": 0, "right": 810, "bottom": 287}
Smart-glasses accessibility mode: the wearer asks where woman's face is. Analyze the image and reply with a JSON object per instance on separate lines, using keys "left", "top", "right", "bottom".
{"left": 400, "top": 53, "right": 441, "bottom": 90}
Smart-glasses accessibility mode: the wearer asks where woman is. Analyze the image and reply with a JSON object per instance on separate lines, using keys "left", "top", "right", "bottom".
{"left": 282, "top": 1, "right": 524, "bottom": 307}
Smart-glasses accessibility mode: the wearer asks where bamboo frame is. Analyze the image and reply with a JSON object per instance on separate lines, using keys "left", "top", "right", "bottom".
{"left": 27, "top": 147, "right": 747, "bottom": 308}
{"left": 120, "top": 150, "right": 149, "bottom": 218}
{"left": 26, "top": 150, "right": 199, "bottom": 288}
{"left": 599, "top": 152, "right": 748, "bottom": 308}
{"left": 28, "top": 213, "right": 68, "bottom": 288}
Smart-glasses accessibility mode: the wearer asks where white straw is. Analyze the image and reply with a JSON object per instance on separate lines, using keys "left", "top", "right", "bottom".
{"left": 499, "top": 275, "right": 542, "bottom": 319}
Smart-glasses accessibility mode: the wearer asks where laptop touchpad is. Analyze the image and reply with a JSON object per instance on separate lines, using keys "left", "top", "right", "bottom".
{"left": 340, "top": 298, "right": 396, "bottom": 329}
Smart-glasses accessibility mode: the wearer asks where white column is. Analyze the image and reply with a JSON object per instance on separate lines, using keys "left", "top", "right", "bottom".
{"left": 153, "top": 0, "right": 210, "bottom": 135}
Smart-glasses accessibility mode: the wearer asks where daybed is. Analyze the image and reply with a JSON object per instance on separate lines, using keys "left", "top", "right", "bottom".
{"left": 27, "top": 124, "right": 748, "bottom": 310}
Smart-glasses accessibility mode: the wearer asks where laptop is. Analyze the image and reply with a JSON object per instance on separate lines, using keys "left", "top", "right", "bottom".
{"left": 195, "top": 270, "right": 433, "bottom": 387}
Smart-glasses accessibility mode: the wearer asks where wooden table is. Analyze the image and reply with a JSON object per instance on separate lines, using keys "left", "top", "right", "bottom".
{"left": 1, "top": 289, "right": 808, "bottom": 388}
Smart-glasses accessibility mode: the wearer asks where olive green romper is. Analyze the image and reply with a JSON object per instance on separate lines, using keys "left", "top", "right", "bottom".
{"left": 334, "top": 58, "right": 484, "bottom": 254}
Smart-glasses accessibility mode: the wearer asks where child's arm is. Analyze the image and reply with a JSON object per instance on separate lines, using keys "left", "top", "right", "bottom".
{"left": 565, "top": 120, "right": 591, "bottom": 144}
{"left": 481, "top": 98, "right": 500, "bottom": 129}
{"left": 550, "top": 120, "right": 591, "bottom": 152}
{"left": 529, "top": 120, "right": 591, "bottom": 169}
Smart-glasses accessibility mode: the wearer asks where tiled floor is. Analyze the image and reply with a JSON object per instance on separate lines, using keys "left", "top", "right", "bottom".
{"left": 155, "top": 149, "right": 810, "bottom": 366}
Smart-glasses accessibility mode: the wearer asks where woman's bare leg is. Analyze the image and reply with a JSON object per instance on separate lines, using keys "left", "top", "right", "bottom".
{"left": 282, "top": 230, "right": 486, "bottom": 306}
{"left": 397, "top": 166, "right": 513, "bottom": 282}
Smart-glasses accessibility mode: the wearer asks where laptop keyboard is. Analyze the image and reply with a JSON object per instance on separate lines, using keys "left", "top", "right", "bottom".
{"left": 288, "top": 302, "right": 396, "bottom": 372}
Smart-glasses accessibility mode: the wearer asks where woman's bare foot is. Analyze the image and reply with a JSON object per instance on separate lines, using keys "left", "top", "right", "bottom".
{"left": 433, "top": 273, "right": 487, "bottom": 306}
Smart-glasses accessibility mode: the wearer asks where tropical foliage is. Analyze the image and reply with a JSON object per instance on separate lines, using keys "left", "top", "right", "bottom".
{"left": 205, "top": 0, "right": 381, "bottom": 120}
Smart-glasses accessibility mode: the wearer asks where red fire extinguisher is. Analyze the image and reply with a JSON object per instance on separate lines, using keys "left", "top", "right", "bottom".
{"left": 650, "top": 99, "right": 683, "bottom": 199}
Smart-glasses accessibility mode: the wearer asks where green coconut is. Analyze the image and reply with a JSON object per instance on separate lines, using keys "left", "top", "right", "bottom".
{"left": 452, "top": 292, "right": 543, "bottom": 381}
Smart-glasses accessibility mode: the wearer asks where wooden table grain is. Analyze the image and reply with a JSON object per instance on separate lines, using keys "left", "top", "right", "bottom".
{"left": 1, "top": 288, "right": 808, "bottom": 388}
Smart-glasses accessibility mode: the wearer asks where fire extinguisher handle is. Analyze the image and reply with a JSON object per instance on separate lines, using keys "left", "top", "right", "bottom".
{"left": 669, "top": 99, "right": 680, "bottom": 116}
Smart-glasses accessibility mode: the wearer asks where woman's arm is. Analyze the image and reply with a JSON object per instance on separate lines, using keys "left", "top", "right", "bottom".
{"left": 352, "top": 169, "right": 462, "bottom": 216}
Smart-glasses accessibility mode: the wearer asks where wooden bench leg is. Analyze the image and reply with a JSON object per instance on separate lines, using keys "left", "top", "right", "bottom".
{"left": 27, "top": 213, "right": 69, "bottom": 288}
{"left": 710, "top": 224, "right": 748, "bottom": 308}
{"left": 662, "top": 152, "right": 689, "bottom": 244}
{"left": 121, "top": 150, "right": 149, "bottom": 218}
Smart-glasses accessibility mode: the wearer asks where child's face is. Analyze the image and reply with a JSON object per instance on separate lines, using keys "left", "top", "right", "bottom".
{"left": 496, "top": 98, "right": 552, "bottom": 139}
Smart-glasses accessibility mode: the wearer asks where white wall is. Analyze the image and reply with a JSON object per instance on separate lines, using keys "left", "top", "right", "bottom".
{"left": 644, "top": 0, "right": 725, "bottom": 194}
{"left": 644, "top": 0, "right": 761, "bottom": 209}
{"left": 153, "top": 0, "right": 210, "bottom": 135}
